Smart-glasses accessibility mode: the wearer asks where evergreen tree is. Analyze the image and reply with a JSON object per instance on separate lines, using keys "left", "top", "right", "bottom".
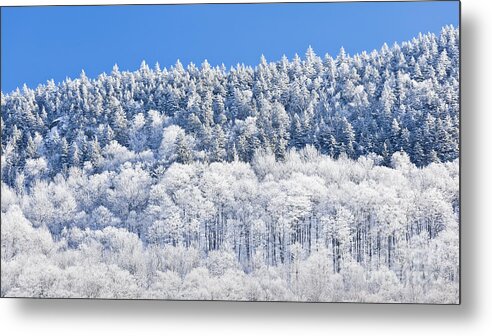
{"left": 341, "top": 117, "right": 355, "bottom": 158}
{"left": 210, "top": 125, "right": 226, "bottom": 162}
{"left": 70, "top": 141, "right": 81, "bottom": 167}
{"left": 26, "top": 134, "right": 38, "bottom": 159}
{"left": 175, "top": 133, "right": 193, "bottom": 164}
{"left": 89, "top": 138, "right": 103, "bottom": 169}
{"left": 390, "top": 118, "right": 401, "bottom": 151}
{"left": 111, "top": 104, "right": 128, "bottom": 146}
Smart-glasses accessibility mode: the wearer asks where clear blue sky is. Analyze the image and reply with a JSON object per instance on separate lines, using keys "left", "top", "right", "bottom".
{"left": 1, "top": 1, "right": 459, "bottom": 93}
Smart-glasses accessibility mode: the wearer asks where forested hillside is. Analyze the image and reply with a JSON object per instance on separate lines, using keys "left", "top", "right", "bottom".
{"left": 1, "top": 26, "right": 459, "bottom": 302}
{"left": 1, "top": 26, "right": 458, "bottom": 186}
{"left": 1, "top": 151, "right": 459, "bottom": 302}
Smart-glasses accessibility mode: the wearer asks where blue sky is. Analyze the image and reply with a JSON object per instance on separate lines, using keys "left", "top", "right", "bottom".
{"left": 1, "top": 1, "right": 459, "bottom": 93}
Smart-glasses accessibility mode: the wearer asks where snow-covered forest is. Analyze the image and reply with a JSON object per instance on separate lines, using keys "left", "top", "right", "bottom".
{"left": 1, "top": 26, "right": 459, "bottom": 303}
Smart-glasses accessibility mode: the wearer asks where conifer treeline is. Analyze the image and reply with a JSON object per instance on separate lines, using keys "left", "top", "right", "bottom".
{"left": 1, "top": 26, "right": 459, "bottom": 186}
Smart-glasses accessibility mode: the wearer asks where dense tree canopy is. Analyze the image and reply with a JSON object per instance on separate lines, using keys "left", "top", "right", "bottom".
{"left": 1, "top": 150, "right": 459, "bottom": 302}
{"left": 1, "top": 26, "right": 459, "bottom": 302}
{"left": 1, "top": 26, "right": 459, "bottom": 187}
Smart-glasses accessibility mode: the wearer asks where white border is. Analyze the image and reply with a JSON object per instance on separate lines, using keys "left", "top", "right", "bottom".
{"left": 2, "top": 0, "right": 491, "bottom": 335}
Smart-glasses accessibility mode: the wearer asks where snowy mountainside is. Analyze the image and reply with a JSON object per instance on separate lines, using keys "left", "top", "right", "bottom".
{"left": 0, "top": 26, "right": 459, "bottom": 302}
{"left": 1, "top": 26, "right": 459, "bottom": 185}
